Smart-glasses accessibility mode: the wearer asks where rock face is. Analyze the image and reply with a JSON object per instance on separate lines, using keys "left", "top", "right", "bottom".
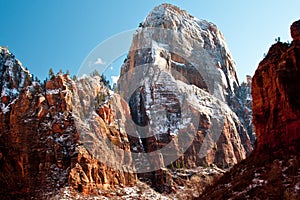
{"left": 0, "top": 47, "right": 32, "bottom": 106}
{"left": 291, "top": 19, "right": 300, "bottom": 41}
{"left": 232, "top": 75, "right": 255, "bottom": 145}
{"left": 199, "top": 19, "right": 300, "bottom": 200}
{"left": 0, "top": 48, "right": 136, "bottom": 199}
{"left": 252, "top": 34, "right": 300, "bottom": 154}
{"left": 0, "top": 4, "right": 256, "bottom": 198}
{"left": 118, "top": 4, "right": 252, "bottom": 177}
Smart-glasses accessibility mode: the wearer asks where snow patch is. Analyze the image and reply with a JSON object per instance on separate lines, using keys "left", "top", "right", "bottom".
{"left": 46, "top": 89, "right": 60, "bottom": 95}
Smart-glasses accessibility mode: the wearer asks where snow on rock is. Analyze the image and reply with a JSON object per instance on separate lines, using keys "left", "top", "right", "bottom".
{"left": 46, "top": 88, "right": 60, "bottom": 95}
{"left": 0, "top": 46, "right": 32, "bottom": 110}
{"left": 134, "top": 5, "right": 254, "bottom": 146}
{"left": 140, "top": 3, "right": 239, "bottom": 98}
{"left": 118, "top": 3, "right": 252, "bottom": 177}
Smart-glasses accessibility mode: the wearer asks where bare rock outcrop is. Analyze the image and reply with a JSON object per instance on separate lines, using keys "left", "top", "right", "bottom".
{"left": 291, "top": 19, "right": 300, "bottom": 41}
{"left": 0, "top": 47, "right": 32, "bottom": 106}
{"left": 252, "top": 29, "right": 300, "bottom": 154}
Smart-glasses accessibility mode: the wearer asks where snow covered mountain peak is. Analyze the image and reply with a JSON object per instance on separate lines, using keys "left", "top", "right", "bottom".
{"left": 142, "top": 3, "right": 215, "bottom": 32}
{"left": 0, "top": 46, "right": 32, "bottom": 107}
{"left": 142, "top": 4, "right": 235, "bottom": 63}
{"left": 130, "top": 4, "right": 240, "bottom": 103}
{"left": 118, "top": 4, "right": 253, "bottom": 171}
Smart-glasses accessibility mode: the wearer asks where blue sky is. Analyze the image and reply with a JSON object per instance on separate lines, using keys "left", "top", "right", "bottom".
{"left": 1, "top": 0, "right": 300, "bottom": 83}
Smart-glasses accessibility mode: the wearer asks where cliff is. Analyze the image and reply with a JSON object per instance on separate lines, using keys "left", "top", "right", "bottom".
{"left": 0, "top": 4, "right": 257, "bottom": 199}
{"left": 0, "top": 49, "right": 136, "bottom": 199}
{"left": 119, "top": 4, "right": 252, "bottom": 175}
{"left": 252, "top": 20, "right": 300, "bottom": 153}
{"left": 199, "top": 19, "right": 300, "bottom": 200}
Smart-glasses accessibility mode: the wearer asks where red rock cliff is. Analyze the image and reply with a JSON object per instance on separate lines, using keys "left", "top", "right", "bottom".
{"left": 252, "top": 19, "right": 300, "bottom": 154}
{"left": 0, "top": 51, "right": 136, "bottom": 199}
{"left": 199, "top": 19, "right": 300, "bottom": 200}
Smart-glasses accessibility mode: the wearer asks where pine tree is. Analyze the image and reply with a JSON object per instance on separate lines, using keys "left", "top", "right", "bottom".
{"left": 113, "top": 83, "right": 118, "bottom": 93}
{"left": 100, "top": 74, "right": 110, "bottom": 89}
{"left": 49, "top": 68, "right": 54, "bottom": 78}
{"left": 91, "top": 70, "right": 100, "bottom": 77}
{"left": 72, "top": 75, "right": 77, "bottom": 81}
{"left": 34, "top": 76, "right": 40, "bottom": 83}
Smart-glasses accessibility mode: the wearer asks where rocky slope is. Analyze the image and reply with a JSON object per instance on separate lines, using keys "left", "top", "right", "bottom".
{"left": 0, "top": 47, "right": 223, "bottom": 200}
{"left": 199, "top": 19, "right": 300, "bottom": 200}
{"left": 0, "top": 48, "right": 136, "bottom": 199}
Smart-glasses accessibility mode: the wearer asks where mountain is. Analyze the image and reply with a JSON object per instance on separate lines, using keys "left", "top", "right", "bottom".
{"left": 0, "top": 47, "right": 32, "bottom": 107}
{"left": 0, "top": 3, "right": 255, "bottom": 199}
{"left": 0, "top": 48, "right": 137, "bottom": 199}
{"left": 199, "top": 19, "right": 300, "bottom": 200}
{"left": 232, "top": 76, "right": 255, "bottom": 145}
{"left": 118, "top": 3, "right": 252, "bottom": 188}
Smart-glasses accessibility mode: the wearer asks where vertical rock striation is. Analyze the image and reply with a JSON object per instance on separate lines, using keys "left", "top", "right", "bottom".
{"left": 119, "top": 4, "right": 252, "bottom": 174}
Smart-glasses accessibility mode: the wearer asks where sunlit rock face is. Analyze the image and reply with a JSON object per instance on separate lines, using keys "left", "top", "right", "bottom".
{"left": 0, "top": 3, "right": 256, "bottom": 198}
{"left": 0, "top": 47, "right": 32, "bottom": 106}
{"left": 118, "top": 4, "right": 252, "bottom": 178}
{"left": 0, "top": 51, "right": 137, "bottom": 198}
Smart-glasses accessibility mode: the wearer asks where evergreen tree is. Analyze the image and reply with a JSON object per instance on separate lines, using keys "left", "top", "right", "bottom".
{"left": 113, "top": 83, "right": 118, "bottom": 93}
{"left": 34, "top": 76, "right": 40, "bottom": 83}
{"left": 100, "top": 74, "right": 110, "bottom": 89}
{"left": 72, "top": 75, "right": 77, "bottom": 81}
{"left": 90, "top": 70, "right": 100, "bottom": 77}
{"left": 49, "top": 68, "right": 54, "bottom": 78}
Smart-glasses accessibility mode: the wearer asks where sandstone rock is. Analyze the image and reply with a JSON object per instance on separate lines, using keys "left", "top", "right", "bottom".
{"left": 119, "top": 3, "right": 252, "bottom": 171}
{"left": 97, "top": 104, "right": 114, "bottom": 125}
{"left": 252, "top": 40, "right": 300, "bottom": 154}
{"left": 291, "top": 19, "right": 300, "bottom": 41}
{"left": 117, "top": 4, "right": 253, "bottom": 191}
{"left": 0, "top": 4, "right": 257, "bottom": 199}
{"left": 0, "top": 57, "right": 137, "bottom": 198}
{"left": 199, "top": 19, "right": 300, "bottom": 200}
{"left": 45, "top": 74, "right": 73, "bottom": 112}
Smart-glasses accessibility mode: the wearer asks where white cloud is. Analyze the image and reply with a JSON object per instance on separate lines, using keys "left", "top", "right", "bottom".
{"left": 94, "top": 57, "right": 105, "bottom": 65}
{"left": 111, "top": 75, "right": 119, "bottom": 84}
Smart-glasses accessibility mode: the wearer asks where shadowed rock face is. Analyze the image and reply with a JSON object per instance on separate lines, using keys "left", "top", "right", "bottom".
{"left": 291, "top": 19, "right": 300, "bottom": 41}
{"left": 199, "top": 19, "right": 300, "bottom": 200}
{"left": 252, "top": 26, "right": 300, "bottom": 154}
